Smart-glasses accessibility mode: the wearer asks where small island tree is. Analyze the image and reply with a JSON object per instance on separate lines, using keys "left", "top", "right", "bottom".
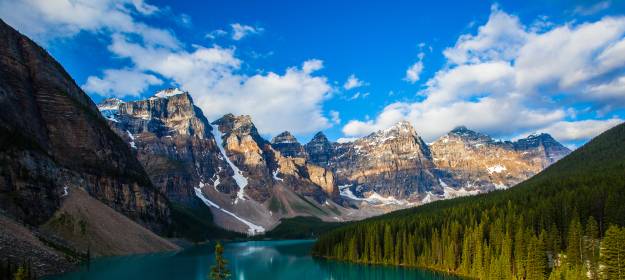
{"left": 209, "top": 242, "right": 231, "bottom": 280}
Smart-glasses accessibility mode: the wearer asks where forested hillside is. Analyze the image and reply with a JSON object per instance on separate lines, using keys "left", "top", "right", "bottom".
{"left": 313, "top": 122, "right": 625, "bottom": 279}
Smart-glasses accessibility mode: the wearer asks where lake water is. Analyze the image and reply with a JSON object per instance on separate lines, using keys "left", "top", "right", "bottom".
{"left": 47, "top": 240, "right": 462, "bottom": 280}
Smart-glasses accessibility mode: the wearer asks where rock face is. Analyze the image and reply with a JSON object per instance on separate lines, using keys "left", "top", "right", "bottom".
{"left": 512, "top": 133, "right": 571, "bottom": 167}
{"left": 0, "top": 19, "right": 169, "bottom": 231}
{"left": 0, "top": 19, "right": 171, "bottom": 276}
{"left": 98, "top": 90, "right": 232, "bottom": 204}
{"left": 327, "top": 121, "right": 438, "bottom": 200}
{"left": 100, "top": 96, "right": 344, "bottom": 234}
{"left": 271, "top": 131, "right": 307, "bottom": 158}
{"left": 306, "top": 122, "right": 570, "bottom": 205}
{"left": 304, "top": 132, "right": 334, "bottom": 167}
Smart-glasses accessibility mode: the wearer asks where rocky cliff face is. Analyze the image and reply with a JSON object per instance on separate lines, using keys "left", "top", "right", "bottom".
{"left": 327, "top": 121, "right": 439, "bottom": 200}
{"left": 99, "top": 95, "right": 344, "bottom": 234}
{"left": 0, "top": 19, "right": 172, "bottom": 275}
{"left": 0, "top": 19, "right": 169, "bottom": 231}
{"left": 304, "top": 132, "right": 334, "bottom": 167}
{"left": 98, "top": 90, "right": 234, "bottom": 204}
{"left": 271, "top": 131, "right": 307, "bottom": 158}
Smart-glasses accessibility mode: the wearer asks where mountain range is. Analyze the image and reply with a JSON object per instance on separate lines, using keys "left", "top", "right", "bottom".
{"left": 95, "top": 88, "right": 570, "bottom": 235}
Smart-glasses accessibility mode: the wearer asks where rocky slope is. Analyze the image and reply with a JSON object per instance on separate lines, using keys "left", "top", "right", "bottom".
{"left": 0, "top": 19, "right": 173, "bottom": 276}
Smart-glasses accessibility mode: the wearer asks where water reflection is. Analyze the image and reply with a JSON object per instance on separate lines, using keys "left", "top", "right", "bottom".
{"left": 47, "top": 240, "right": 461, "bottom": 280}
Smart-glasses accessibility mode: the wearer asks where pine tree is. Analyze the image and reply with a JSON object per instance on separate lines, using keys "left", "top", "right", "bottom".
{"left": 585, "top": 216, "right": 600, "bottom": 279}
{"left": 566, "top": 216, "right": 583, "bottom": 266}
{"left": 210, "top": 242, "right": 231, "bottom": 280}
{"left": 601, "top": 225, "right": 625, "bottom": 280}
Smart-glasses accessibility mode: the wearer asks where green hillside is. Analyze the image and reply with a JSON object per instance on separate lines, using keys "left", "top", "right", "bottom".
{"left": 313, "top": 123, "right": 625, "bottom": 279}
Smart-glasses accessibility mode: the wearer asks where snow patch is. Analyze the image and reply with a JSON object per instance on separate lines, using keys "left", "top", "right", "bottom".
{"left": 438, "top": 179, "right": 448, "bottom": 187}
{"left": 487, "top": 164, "right": 507, "bottom": 174}
{"left": 154, "top": 88, "right": 185, "bottom": 98}
{"left": 493, "top": 182, "right": 508, "bottom": 190}
{"left": 194, "top": 182, "right": 265, "bottom": 235}
{"left": 211, "top": 124, "right": 249, "bottom": 204}
{"left": 126, "top": 130, "right": 137, "bottom": 149}
{"left": 443, "top": 186, "right": 481, "bottom": 199}
{"left": 62, "top": 186, "right": 69, "bottom": 197}
{"left": 272, "top": 169, "right": 283, "bottom": 182}
{"left": 338, "top": 184, "right": 410, "bottom": 206}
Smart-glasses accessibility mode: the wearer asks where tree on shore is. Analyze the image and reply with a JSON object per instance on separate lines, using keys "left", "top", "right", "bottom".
{"left": 209, "top": 242, "right": 231, "bottom": 280}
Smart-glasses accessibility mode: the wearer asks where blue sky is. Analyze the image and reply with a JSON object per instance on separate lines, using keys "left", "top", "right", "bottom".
{"left": 2, "top": 0, "right": 625, "bottom": 148}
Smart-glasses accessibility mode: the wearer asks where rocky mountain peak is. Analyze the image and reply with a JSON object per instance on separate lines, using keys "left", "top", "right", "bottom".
{"left": 514, "top": 132, "right": 570, "bottom": 166}
{"left": 311, "top": 131, "right": 329, "bottom": 141}
{"left": 153, "top": 88, "right": 186, "bottom": 99}
{"left": 272, "top": 131, "right": 298, "bottom": 144}
{"left": 365, "top": 120, "right": 417, "bottom": 142}
{"left": 97, "top": 98, "right": 124, "bottom": 111}
{"left": 305, "top": 131, "right": 334, "bottom": 167}
{"left": 448, "top": 126, "right": 493, "bottom": 143}
{"left": 271, "top": 131, "right": 306, "bottom": 158}
{"left": 515, "top": 132, "right": 566, "bottom": 149}
{"left": 213, "top": 114, "right": 261, "bottom": 140}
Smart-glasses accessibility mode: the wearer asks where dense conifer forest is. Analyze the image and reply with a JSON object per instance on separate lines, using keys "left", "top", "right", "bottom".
{"left": 313, "top": 123, "right": 625, "bottom": 279}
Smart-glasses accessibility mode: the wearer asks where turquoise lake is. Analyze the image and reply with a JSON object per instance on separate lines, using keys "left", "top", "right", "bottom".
{"left": 47, "top": 240, "right": 462, "bottom": 280}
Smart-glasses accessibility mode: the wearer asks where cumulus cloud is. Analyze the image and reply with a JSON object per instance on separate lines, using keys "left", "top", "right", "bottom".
{"left": 343, "top": 5, "right": 625, "bottom": 144}
{"left": 573, "top": 1, "right": 612, "bottom": 16}
{"left": 205, "top": 29, "right": 227, "bottom": 40}
{"left": 102, "top": 34, "right": 333, "bottom": 134}
{"left": 2, "top": 0, "right": 334, "bottom": 135}
{"left": 0, "top": 0, "right": 179, "bottom": 48}
{"left": 405, "top": 52, "right": 425, "bottom": 83}
{"left": 231, "top": 23, "right": 263, "bottom": 40}
{"left": 83, "top": 68, "right": 163, "bottom": 97}
{"left": 536, "top": 118, "right": 623, "bottom": 142}
{"left": 343, "top": 74, "right": 367, "bottom": 90}
{"left": 330, "top": 111, "right": 341, "bottom": 124}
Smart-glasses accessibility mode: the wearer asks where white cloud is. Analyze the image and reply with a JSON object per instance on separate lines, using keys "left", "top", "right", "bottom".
{"left": 330, "top": 111, "right": 341, "bottom": 124}
{"left": 100, "top": 34, "right": 333, "bottom": 134}
{"left": 5, "top": 0, "right": 333, "bottom": 135}
{"left": 83, "top": 68, "right": 163, "bottom": 97}
{"left": 343, "top": 5, "right": 625, "bottom": 144}
{"left": 206, "top": 29, "right": 227, "bottom": 40}
{"left": 537, "top": 118, "right": 623, "bottom": 142}
{"left": 343, "top": 74, "right": 367, "bottom": 90}
{"left": 0, "top": 0, "right": 179, "bottom": 48}
{"left": 302, "top": 59, "right": 323, "bottom": 74}
{"left": 131, "top": 0, "right": 159, "bottom": 15}
{"left": 231, "top": 23, "right": 263, "bottom": 40}
{"left": 405, "top": 60, "right": 424, "bottom": 83}
{"left": 573, "top": 1, "right": 612, "bottom": 16}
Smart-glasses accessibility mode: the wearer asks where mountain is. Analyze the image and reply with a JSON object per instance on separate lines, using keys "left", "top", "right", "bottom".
{"left": 327, "top": 121, "right": 439, "bottom": 202}
{"left": 306, "top": 122, "right": 570, "bottom": 206}
{"left": 430, "top": 126, "right": 570, "bottom": 194}
{"left": 99, "top": 96, "right": 349, "bottom": 235}
{"left": 98, "top": 89, "right": 572, "bottom": 235}
{"left": 0, "top": 19, "right": 176, "bottom": 276}
{"left": 271, "top": 131, "right": 307, "bottom": 158}
{"left": 312, "top": 121, "right": 625, "bottom": 279}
